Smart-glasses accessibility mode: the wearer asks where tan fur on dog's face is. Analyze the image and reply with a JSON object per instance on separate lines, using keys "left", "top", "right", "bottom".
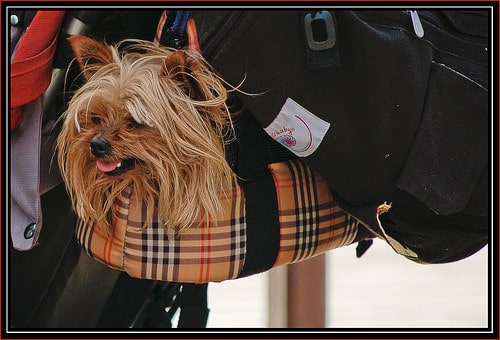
{"left": 57, "top": 36, "right": 236, "bottom": 234}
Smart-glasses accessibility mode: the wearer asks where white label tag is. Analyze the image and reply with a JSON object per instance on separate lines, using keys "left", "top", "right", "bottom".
{"left": 264, "top": 98, "right": 331, "bottom": 157}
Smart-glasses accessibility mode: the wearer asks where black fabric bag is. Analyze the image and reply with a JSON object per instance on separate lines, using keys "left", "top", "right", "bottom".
{"left": 191, "top": 9, "right": 490, "bottom": 264}
{"left": 8, "top": 8, "right": 490, "bottom": 330}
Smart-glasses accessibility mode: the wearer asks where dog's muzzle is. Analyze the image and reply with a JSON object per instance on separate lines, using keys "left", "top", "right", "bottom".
{"left": 90, "top": 137, "right": 136, "bottom": 175}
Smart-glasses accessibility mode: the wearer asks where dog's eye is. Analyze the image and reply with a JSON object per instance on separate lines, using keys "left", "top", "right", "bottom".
{"left": 91, "top": 117, "right": 102, "bottom": 125}
{"left": 127, "top": 119, "right": 145, "bottom": 129}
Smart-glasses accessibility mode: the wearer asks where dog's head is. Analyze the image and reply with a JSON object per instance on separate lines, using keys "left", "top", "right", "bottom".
{"left": 57, "top": 35, "right": 236, "bottom": 234}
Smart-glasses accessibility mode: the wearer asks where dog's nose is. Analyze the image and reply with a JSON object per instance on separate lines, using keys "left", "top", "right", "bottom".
{"left": 90, "top": 138, "right": 111, "bottom": 157}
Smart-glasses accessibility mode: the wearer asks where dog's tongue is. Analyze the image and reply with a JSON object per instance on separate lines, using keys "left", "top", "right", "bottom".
{"left": 96, "top": 159, "right": 119, "bottom": 173}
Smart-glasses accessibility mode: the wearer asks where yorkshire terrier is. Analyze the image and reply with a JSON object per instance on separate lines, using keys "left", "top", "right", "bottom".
{"left": 57, "top": 35, "right": 238, "bottom": 234}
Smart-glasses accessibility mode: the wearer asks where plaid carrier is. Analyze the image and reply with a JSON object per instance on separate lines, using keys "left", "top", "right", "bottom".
{"left": 76, "top": 159, "right": 359, "bottom": 283}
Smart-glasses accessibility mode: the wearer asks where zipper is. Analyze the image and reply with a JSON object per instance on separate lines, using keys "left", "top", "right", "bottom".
{"left": 408, "top": 10, "right": 424, "bottom": 38}
{"left": 407, "top": 10, "right": 486, "bottom": 44}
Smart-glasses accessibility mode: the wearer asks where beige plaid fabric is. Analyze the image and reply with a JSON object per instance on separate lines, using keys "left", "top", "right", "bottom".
{"left": 76, "top": 159, "right": 359, "bottom": 283}
{"left": 271, "top": 160, "right": 359, "bottom": 266}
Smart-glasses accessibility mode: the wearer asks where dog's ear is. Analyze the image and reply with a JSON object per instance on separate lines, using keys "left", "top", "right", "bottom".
{"left": 67, "top": 35, "right": 114, "bottom": 80}
{"left": 162, "top": 50, "right": 205, "bottom": 100}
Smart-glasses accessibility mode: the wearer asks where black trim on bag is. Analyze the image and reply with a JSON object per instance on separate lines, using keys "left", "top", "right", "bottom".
{"left": 226, "top": 104, "right": 295, "bottom": 277}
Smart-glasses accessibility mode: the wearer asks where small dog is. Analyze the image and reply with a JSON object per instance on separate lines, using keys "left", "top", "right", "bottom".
{"left": 57, "top": 35, "right": 238, "bottom": 234}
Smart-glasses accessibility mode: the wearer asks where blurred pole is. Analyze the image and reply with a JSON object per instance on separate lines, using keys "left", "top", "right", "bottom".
{"left": 287, "top": 254, "right": 326, "bottom": 328}
{"left": 268, "top": 266, "right": 288, "bottom": 327}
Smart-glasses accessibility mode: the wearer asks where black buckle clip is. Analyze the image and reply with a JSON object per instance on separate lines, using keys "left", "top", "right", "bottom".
{"left": 304, "top": 11, "right": 336, "bottom": 51}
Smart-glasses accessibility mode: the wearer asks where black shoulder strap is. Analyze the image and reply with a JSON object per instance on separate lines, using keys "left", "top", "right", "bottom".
{"left": 226, "top": 97, "right": 296, "bottom": 277}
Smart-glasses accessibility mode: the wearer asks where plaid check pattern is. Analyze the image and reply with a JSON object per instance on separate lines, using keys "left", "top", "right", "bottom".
{"left": 76, "top": 160, "right": 359, "bottom": 283}
{"left": 271, "top": 159, "right": 359, "bottom": 266}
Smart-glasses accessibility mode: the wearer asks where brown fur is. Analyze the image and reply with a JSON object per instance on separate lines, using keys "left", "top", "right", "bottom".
{"left": 57, "top": 36, "right": 237, "bottom": 234}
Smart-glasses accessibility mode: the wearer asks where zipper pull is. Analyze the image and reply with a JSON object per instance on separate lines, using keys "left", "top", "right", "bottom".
{"left": 409, "top": 10, "right": 424, "bottom": 38}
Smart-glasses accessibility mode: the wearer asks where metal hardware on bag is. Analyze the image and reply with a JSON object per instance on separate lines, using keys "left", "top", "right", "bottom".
{"left": 304, "top": 11, "right": 336, "bottom": 51}
{"left": 409, "top": 10, "right": 425, "bottom": 38}
{"left": 162, "top": 11, "right": 191, "bottom": 49}
{"left": 375, "top": 202, "right": 419, "bottom": 260}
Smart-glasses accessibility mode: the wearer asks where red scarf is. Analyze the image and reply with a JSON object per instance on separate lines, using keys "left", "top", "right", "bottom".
{"left": 10, "top": 11, "right": 65, "bottom": 130}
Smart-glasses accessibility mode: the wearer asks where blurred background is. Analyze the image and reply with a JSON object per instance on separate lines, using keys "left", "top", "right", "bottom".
{"left": 203, "top": 240, "right": 489, "bottom": 328}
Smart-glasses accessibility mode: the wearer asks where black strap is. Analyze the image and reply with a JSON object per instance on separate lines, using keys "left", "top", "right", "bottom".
{"left": 226, "top": 101, "right": 295, "bottom": 277}
{"left": 45, "top": 11, "right": 107, "bottom": 125}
